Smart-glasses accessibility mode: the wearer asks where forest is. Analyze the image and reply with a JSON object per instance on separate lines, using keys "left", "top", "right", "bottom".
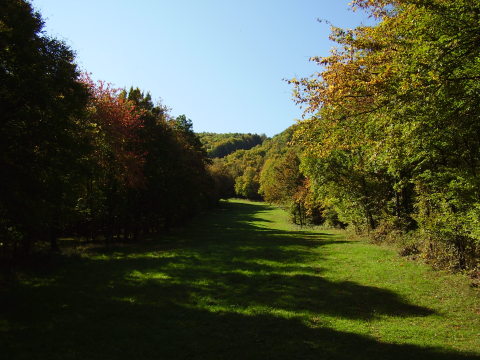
{"left": 210, "top": 0, "right": 480, "bottom": 274}
{"left": 1, "top": 0, "right": 479, "bottom": 358}
{"left": 1, "top": 0, "right": 479, "bottom": 275}
{"left": 197, "top": 132, "right": 267, "bottom": 158}
{"left": 0, "top": 0, "right": 225, "bottom": 269}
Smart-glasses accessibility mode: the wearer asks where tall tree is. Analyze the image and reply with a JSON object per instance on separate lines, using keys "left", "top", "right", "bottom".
{"left": 0, "top": 0, "right": 89, "bottom": 255}
{"left": 291, "top": 0, "right": 480, "bottom": 268}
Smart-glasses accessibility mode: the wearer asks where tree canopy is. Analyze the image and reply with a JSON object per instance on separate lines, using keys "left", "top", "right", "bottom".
{"left": 1, "top": 0, "right": 478, "bottom": 274}
{"left": 0, "top": 0, "right": 222, "bottom": 264}
{"left": 290, "top": 0, "right": 480, "bottom": 270}
{"left": 198, "top": 132, "right": 267, "bottom": 158}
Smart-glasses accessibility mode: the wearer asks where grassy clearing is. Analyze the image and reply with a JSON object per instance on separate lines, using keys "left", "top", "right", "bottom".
{"left": 1, "top": 199, "right": 479, "bottom": 359}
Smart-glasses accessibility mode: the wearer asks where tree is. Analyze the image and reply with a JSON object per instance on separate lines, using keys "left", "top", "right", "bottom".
{"left": 0, "top": 0, "right": 89, "bottom": 256}
{"left": 291, "top": 0, "right": 480, "bottom": 268}
{"left": 78, "top": 77, "right": 146, "bottom": 242}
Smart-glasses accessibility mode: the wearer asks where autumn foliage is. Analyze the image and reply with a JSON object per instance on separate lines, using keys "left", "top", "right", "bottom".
{"left": 209, "top": 0, "right": 480, "bottom": 271}
{"left": 0, "top": 0, "right": 220, "bottom": 266}
{"left": 1, "top": 0, "right": 479, "bottom": 275}
{"left": 82, "top": 76, "right": 146, "bottom": 188}
{"left": 291, "top": 0, "right": 480, "bottom": 271}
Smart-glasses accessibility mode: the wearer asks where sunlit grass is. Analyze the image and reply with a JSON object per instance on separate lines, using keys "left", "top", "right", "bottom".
{"left": 0, "top": 199, "right": 479, "bottom": 359}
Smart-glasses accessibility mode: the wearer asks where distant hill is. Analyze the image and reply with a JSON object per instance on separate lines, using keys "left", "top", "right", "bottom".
{"left": 197, "top": 132, "right": 267, "bottom": 158}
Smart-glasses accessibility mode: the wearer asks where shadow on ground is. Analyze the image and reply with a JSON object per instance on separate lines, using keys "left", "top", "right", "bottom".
{"left": 0, "top": 201, "right": 478, "bottom": 359}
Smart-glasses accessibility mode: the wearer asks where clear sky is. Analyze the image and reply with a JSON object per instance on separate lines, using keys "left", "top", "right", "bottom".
{"left": 30, "top": 0, "right": 372, "bottom": 136}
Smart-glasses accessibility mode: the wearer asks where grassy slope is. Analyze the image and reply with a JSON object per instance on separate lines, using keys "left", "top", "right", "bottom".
{"left": 1, "top": 199, "right": 479, "bottom": 360}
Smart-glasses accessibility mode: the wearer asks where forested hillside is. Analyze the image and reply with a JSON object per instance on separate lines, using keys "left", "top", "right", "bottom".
{"left": 197, "top": 132, "right": 267, "bottom": 158}
{"left": 205, "top": 126, "right": 324, "bottom": 225}
{"left": 214, "top": 0, "right": 480, "bottom": 274}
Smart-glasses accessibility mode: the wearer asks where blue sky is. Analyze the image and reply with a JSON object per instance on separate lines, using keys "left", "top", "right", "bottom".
{"left": 31, "top": 0, "right": 372, "bottom": 136}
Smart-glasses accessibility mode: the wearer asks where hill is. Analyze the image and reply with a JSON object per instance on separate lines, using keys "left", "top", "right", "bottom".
{"left": 197, "top": 132, "right": 267, "bottom": 158}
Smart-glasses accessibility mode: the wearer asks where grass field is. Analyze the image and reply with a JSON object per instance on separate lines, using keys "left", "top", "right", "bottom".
{"left": 1, "top": 199, "right": 479, "bottom": 359}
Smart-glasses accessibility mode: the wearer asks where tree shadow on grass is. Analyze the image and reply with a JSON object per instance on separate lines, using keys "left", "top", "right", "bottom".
{"left": 1, "top": 294, "right": 478, "bottom": 360}
{"left": 1, "top": 201, "right": 478, "bottom": 359}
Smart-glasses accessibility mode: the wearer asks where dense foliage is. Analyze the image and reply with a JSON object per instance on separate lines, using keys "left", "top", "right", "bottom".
{"left": 207, "top": 127, "right": 324, "bottom": 225}
{"left": 2, "top": 0, "right": 478, "bottom": 276}
{"left": 207, "top": 0, "right": 480, "bottom": 271}
{"left": 0, "top": 0, "right": 220, "bottom": 268}
{"left": 197, "top": 132, "right": 266, "bottom": 158}
{"left": 1, "top": 0, "right": 90, "bottom": 258}
{"left": 290, "top": 0, "right": 480, "bottom": 271}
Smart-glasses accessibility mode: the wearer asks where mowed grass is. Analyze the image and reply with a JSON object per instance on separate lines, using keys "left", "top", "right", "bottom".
{"left": 1, "top": 199, "right": 479, "bottom": 359}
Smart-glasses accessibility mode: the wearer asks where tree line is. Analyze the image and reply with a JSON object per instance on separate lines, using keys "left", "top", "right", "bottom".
{"left": 1, "top": 0, "right": 478, "bottom": 275}
{"left": 206, "top": 126, "right": 325, "bottom": 226}
{"left": 0, "top": 0, "right": 222, "bottom": 269}
{"left": 197, "top": 132, "right": 267, "bottom": 158}
{"left": 211, "top": 0, "right": 480, "bottom": 272}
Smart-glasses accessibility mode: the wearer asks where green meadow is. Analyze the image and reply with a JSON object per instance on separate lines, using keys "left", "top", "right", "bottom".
{"left": 1, "top": 199, "right": 479, "bottom": 359}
